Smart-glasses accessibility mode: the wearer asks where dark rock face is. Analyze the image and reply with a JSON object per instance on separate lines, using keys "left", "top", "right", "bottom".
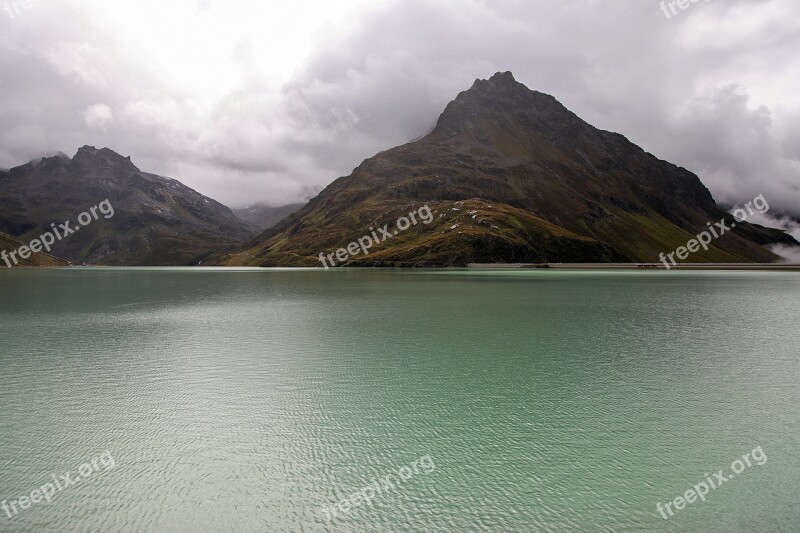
{"left": 0, "top": 147, "right": 252, "bottom": 265}
{"left": 423, "top": 72, "right": 719, "bottom": 226}
{"left": 221, "top": 72, "right": 792, "bottom": 267}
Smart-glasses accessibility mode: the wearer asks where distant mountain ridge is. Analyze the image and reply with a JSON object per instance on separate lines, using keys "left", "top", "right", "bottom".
{"left": 233, "top": 203, "right": 305, "bottom": 232}
{"left": 217, "top": 72, "right": 794, "bottom": 267}
{"left": 0, "top": 147, "right": 253, "bottom": 265}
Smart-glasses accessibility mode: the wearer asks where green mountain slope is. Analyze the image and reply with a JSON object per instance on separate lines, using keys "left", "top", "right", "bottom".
{"left": 0, "top": 232, "right": 70, "bottom": 267}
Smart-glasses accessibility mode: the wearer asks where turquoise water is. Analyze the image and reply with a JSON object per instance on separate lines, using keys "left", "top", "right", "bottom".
{"left": 0, "top": 268, "right": 798, "bottom": 532}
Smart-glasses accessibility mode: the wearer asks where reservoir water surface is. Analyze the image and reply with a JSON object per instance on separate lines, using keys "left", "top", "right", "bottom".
{"left": 0, "top": 268, "right": 797, "bottom": 532}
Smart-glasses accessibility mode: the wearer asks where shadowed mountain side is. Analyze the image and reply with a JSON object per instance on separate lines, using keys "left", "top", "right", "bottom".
{"left": 0, "top": 147, "right": 254, "bottom": 265}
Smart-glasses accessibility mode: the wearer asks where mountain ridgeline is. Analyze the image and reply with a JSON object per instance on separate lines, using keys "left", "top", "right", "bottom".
{"left": 218, "top": 72, "right": 793, "bottom": 267}
{"left": 0, "top": 147, "right": 254, "bottom": 265}
{"left": 1, "top": 73, "right": 795, "bottom": 267}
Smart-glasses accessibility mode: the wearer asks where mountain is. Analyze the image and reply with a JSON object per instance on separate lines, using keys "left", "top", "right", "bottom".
{"left": 217, "top": 72, "right": 794, "bottom": 267}
{"left": 0, "top": 147, "right": 253, "bottom": 265}
{"left": 233, "top": 203, "right": 305, "bottom": 232}
{"left": 0, "top": 231, "right": 70, "bottom": 267}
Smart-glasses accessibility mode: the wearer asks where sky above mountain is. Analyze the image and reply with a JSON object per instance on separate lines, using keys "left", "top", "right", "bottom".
{"left": 1, "top": 0, "right": 798, "bottom": 216}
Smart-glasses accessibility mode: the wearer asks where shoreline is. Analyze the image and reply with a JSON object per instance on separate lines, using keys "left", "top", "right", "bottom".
{"left": 467, "top": 263, "right": 800, "bottom": 271}
{"left": 2, "top": 263, "right": 800, "bottom": 271}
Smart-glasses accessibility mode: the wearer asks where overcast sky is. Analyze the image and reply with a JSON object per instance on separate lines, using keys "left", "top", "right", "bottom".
{"left": 1, "top": 0, "right": 798, "bottom": 219}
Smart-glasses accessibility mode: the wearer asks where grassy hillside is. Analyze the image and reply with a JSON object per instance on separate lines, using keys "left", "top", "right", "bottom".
{"left": 0, "top": 232, "right": 70, "bottom": 267}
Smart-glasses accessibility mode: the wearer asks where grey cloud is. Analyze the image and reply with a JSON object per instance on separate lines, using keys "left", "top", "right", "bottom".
{"left": 735, "top": 209, "right": 800, "bottom": 262}
{"left": 769, "top": 244, "right": 800, "bottom": 263}
{"left": 0, "top": 0, "right": 798, "bottom": 214}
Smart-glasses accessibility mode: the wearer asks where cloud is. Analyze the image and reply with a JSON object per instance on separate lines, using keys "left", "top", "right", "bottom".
{"left": 84, "top": 104, "right": 114, "bottom": 129}
{"left": 737, "top": 208, "right": 800, "bottom": 262}
{"left": 0, "top": 0, "right": 798, "bottom": 211}
{"left": 661, "top": 85, "right": 800, "bottom": 215}
{"left": 769, "top": 244, "right": 800, "bottom": 263}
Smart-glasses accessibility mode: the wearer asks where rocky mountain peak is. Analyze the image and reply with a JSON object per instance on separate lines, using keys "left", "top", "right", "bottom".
{"left": 428, "top": 71, "right": 576, "bottom": 144}
{"left": 71, "top": 145, "right": 140, "bottom": 172}
{"left": 0, "top": 146, "right": 254, "bottom": 266}
{"left": 469, "top": 71, "right": 521, "bottom": 93}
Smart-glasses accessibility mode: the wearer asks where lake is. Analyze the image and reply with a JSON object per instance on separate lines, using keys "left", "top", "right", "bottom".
{"left": 0, "top": 268, "right": 798, "bottom": 532}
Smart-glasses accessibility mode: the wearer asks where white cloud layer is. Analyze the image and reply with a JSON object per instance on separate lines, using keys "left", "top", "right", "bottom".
{"left": 84, "top": 103, "right": 113, "bottom": 129}
{"left": 0, "top": 0, "right": 798, "bottom": 213}
{"left": 740, "top": 209, "right": 800, "bottom": 262}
